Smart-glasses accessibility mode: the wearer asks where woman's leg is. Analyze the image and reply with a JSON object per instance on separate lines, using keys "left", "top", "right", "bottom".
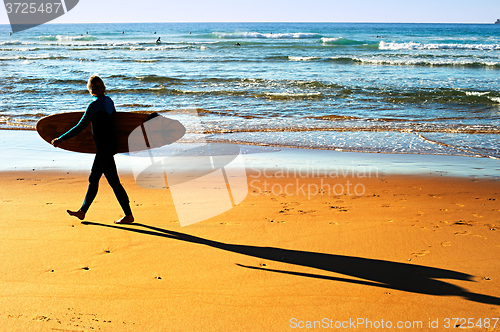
{"left": 82, "top": 156, "right": 103, "bottom": 212}
{"left": 96, "top": 152, "right": 133, "bottom": 222}
{"left": 67, "top": 155, "right": 102, "bottom": 220}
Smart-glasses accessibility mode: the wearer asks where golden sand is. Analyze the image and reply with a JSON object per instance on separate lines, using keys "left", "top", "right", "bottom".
{"left": 0, "top": 170, "right": 499, "bottom": 331}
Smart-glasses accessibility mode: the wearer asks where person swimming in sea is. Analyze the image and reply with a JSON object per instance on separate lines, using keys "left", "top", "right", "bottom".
{"left": 156, "top": 37, "right": 161, "bottom": 44}
{"left": 51, "top": 75, "right": 134, "bottom": 224}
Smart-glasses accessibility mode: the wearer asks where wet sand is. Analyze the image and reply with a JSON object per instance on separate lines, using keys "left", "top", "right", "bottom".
{"left": 0, "top": 168, "right": 499, "bottom": 331}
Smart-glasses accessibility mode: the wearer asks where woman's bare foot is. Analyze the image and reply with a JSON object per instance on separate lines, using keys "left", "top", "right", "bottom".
{"left": 67, "top": 209, "right": 85, "bottom": 220}
{"left": 114, "top": 215, "right": 134, "bottom": 224}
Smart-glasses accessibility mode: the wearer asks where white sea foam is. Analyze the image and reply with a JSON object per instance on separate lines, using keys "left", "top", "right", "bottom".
{"left": 350, "top": 57, "right": 500, "bottom": 67}
{"left": 42, "top": 41, "right": 147, "bottom": 48}
{"left": 39, "top": 35, "right": 98, "bottom": 42}
{"left": 264, "top": 92, "right": 322, "bottom": 98}
{"left": 133, "top": 59, "right": 162, "bottom": 63}
{"left": 465, "top": 91, "right": 490, "bottom": 97}
{"left": 130, "top": 45, "right": 192, "bottom": 51}
{"left": 321, "top": 37, "right": 342, "bottom": 43}
{"left": 1, "top": 48, "right": 38, "bottom": 52}
{"left": 288, "top": 56, "right": 320, "bottom": 61}
{"left": 0, "top": 40, "right": 22, "bottom": 45}
{"left": 213, "top": 32, "right": 318, "bottom": 39}
{"left": 379, "top": 41, "right": 500, "bottom": 51}
{"left": 181, "top": 41, "right": 219, "bottom": 45}
{"left": 321, "top": 37, "right": 364, "bottom": 45}
{"left": 39, "top": 41, "right": 191, "bottom": 49}
{"left": 490, "top": 97, "right": 500, "bottom": 103}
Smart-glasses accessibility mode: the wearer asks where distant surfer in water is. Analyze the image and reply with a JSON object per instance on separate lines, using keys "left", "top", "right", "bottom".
{"left": 156, "top": 37, "right": 161, "bottom": 44}
{"left": 51, "top": 75, "right": 134, "bottom": 224}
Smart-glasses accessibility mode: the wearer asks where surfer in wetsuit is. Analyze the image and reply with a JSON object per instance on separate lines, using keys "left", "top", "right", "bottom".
{"left": 51, "top": 75, "right": 134, "bottom": 224}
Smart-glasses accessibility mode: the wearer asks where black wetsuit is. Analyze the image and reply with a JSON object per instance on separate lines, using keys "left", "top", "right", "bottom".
{"left": 58, "top": 96, "right": 132, "bottom": 216}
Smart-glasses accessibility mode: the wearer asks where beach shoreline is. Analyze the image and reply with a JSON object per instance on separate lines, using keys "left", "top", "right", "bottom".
{"left": 2, "top": 129, "right": 499, "bottom": 179}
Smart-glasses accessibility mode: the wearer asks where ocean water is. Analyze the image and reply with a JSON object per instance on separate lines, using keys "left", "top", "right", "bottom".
{"left": 0, "top": 22, "right": 499, "bottom": 158}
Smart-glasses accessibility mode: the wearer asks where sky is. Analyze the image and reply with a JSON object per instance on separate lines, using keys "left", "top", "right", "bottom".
{"left": 1, "top": 0, "right": 499, "bottom": 25}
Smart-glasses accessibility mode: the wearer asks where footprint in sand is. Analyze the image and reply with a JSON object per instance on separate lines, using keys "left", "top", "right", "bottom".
{"left": 441, "top": 241, "right": 452, "bottom": 247}
{"left": 329, "top": 206, "right": 348, "bottom": 212}
{"left": 411, "top": 249, "right": 430, "bottom": 257}
{"left": 453, "top": 231, "right": 485, "bottom": 238}
{"left": 32, "top": 315, "right": 51, "bottom": 322}
{"left": 453, "top": 220, "right": 476, "bottom": 226}
{"left": 297, "top": 210, "right": 316, "bottom": 214}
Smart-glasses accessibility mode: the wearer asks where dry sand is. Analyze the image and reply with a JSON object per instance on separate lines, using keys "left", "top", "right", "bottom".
{"left": 0, "top": 169, "right": 499, "bottom": 331}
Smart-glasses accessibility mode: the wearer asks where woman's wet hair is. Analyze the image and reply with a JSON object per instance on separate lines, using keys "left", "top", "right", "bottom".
{"left": 87, "top": 75, "right": 106, "bottom": 97}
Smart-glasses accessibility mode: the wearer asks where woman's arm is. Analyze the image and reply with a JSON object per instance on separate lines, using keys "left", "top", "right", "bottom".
{"left": 57, "top": 101, "right": 97, "bottom": 142}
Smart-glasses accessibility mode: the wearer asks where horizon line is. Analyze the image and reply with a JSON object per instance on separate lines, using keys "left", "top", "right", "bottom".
{"left": 1, "top": 21, "right": 498, "bottom": 25}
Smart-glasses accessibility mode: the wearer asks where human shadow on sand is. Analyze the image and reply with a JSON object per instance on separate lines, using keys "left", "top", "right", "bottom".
{"left": 82, "top": 221, "right": 500, "bottom": 306}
